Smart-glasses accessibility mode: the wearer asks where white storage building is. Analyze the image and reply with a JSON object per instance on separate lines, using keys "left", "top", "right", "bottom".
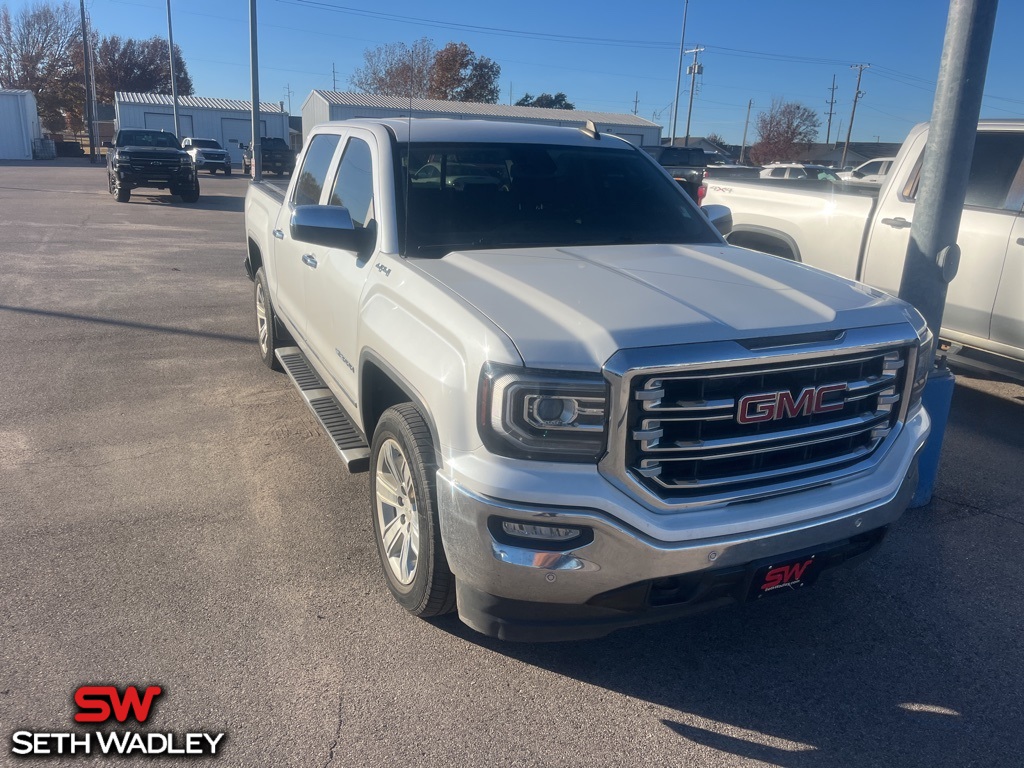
{"left": 0, "top": 89, "right": 42, "bottom": 160}
{"left": 302, "top": 91, "right": 662, "bottom": 147}
{"left": 114, "top": 92, "right": 289, "bottom": 165}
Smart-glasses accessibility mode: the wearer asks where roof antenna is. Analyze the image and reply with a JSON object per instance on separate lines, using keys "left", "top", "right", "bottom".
{"left": 580, "top": 120, "right": 601, "bottom": 140}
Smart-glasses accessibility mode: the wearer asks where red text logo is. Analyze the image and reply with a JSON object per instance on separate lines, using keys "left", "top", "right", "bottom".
{"left": 761, "top": 560, "right": 814, "bottom": 591}
{"left": 73, "top": 686, "right": 163, "bottom": 724}
{"left": 737, "top": 383, "right": 846, "bottom": 424}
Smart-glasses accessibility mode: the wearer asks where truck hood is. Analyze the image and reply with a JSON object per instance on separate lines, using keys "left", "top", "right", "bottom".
{"left": 411, "top": 243, "right": 915, "bottom": 370}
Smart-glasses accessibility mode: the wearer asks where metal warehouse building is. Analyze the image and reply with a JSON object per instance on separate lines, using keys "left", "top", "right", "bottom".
{"left": 114, "top": 92, "right": 289, "bottom": 165}
{"left": 0, "top": 89, "right": 42, "bottom": 160}
{"left": 302, "top": 91, "right": 662, "bottom": 147}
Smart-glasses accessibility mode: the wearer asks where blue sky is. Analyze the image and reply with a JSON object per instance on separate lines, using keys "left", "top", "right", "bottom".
{"left": 25, "top": 0, "right": 1024, "bottom": 144}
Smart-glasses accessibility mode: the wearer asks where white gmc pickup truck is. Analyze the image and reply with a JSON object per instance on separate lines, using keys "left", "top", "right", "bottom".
{"left": 703, "top": 120, "right": 1024, "bottom": 378}
{"left": 244, "top": 118, "right": 931, "bottom": 641}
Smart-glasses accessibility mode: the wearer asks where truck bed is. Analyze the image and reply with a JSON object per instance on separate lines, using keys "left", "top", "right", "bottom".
{"left": 703, "top": 178, "right": 880, "bottom": 280}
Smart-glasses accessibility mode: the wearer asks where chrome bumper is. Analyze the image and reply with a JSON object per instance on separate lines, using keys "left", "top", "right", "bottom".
{"left": 437, "top": 413, "right": 927, "bottom": 641}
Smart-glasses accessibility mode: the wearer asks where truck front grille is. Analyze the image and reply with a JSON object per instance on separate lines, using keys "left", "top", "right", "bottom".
{"left": 626, "top": 346, "right": 910, "bottom": 499}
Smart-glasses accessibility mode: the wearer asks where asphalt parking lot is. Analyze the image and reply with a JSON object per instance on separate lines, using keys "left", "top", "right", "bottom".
{"left": 1, "top": 159, "right": 1022, "bottom": 767}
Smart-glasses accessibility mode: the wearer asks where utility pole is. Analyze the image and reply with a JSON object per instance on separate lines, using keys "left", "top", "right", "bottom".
{"left": 633, "top": 91, "right": 639, "bottom": 116}
{"left": 739, "top": 98, "right": 753, "bottom": 164}
{"left": 78, "top": 0, "right": 96, "bottom": 163}
{"left": 166, "top": 0, "right": 181, "bottom": 138}
{"left": 249, "top": 0, "right": 261, "bottom": 181}
{"left": 669, "top": 0, "right": 690, "bottom": 145}
{"left": 825, "top": 74, "right": 838, "bottom": 145}
{"left": 840, "top": 64, "right": 869, "bottom": 168}
{"left": 683, "top": 46, "right": 704, "bottom": 146}
{"left": 332, "top": 63, "right": 337, "bottom": 91}
{"left": 284, "top": 83, "right": 293, "bottom": 114}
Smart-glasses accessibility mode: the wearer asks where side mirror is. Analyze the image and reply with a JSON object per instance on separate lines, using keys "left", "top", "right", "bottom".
{"left": 701, "top": 204, "right": 733, "bottom": 237}
{"left": 290, "top": 205, "right": 371, "bottom": 252}
{"left": 102, "top": 141, "right": 113, "bottom": 148}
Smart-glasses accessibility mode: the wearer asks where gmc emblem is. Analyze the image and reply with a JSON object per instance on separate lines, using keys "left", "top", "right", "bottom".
{"left": 737, "top": 383, "right": 846, "bottom": 424}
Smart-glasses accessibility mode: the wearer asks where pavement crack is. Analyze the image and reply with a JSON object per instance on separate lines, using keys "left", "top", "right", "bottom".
{"left": 322, "top": 693, "right": 344, "bottom": 768}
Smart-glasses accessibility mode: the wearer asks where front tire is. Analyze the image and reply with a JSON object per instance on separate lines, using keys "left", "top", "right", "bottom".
{"left": 254, "top": 267, "right": 283, "bottom": 370}
{"left": 179, "top": 179, "right": 200, "bottom": 203}
{"left": 370, "top": 404, "right": 456, "bottom": 618}
{"left": 225, "top": 166, "right": 232, "bottom": 176}
{"left": 114, "top": 178, "right": 130, "bottom": 203}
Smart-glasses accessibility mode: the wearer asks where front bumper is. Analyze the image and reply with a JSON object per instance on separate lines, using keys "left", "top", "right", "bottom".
{"left": 116, "top": 166, "right": 194, "bottom": 188}
{"left": 437, "top": 408, "right": 928, "bottom": 641}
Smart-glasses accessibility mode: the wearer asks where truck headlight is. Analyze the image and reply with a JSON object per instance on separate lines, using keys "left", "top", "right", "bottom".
{"left": 908, "top": 325, "right": 934, "bottom": 415}
{"left": 117, "top": 152, "right": 131, "bottom": 164}
{"left": 478, "top": 362, "right": 608, "bottom": 462}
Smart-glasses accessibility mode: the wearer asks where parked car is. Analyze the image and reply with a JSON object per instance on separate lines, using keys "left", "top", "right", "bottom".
{"left": 241, "top": 137, "right": 296, "bottom": 176}
{"left": 703, "top": 120, "right": 1024, "bottom": 379}
{"left": 181, "top": 137, "right": 232, "bottom": 175}
{"left": 759, "top": 163, "right": 843, "bottom": 181}
{"left": 104, "top": 128, "right": 199, "bottom": 204}
{"left": 243, "top": 117, "right": 931, "bottom": 642}
{"left": 838, "top": 157, "right": 896, "bottom": 183}
{"left": 641, "top": 145, "right": 707, "bottom": 200}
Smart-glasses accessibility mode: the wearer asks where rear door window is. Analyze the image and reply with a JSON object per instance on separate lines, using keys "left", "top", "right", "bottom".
{"left": 292, "top": 133, "right": 341, "bottom": 206}
{"left": 903, "top": 132, "right": 1024, "bottom": 211}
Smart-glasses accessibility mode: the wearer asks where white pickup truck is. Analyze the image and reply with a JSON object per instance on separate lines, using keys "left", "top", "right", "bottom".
{"left": 244, "top": 118, "right": 931, "bottom": 641}
{"left": 703, "top": 120, "right": 1024, "bottom": 378}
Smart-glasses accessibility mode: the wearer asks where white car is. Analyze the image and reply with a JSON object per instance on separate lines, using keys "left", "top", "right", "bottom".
{"left": 838, "top": 157, "right": 896, "bottom": 183}
{"left": 181, "top": 138, "right": 232, "bottom": 175}
{"left": 759, "top": 163, "right": 842, "bottom": 180}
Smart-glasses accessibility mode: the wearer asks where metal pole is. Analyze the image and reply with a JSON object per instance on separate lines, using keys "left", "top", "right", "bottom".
{"left": 899, "top": 0, "right": 999, "bottom": 343}
{"left": 683, "top": 46, "right": 702, "bottom": 146}
{"left": 166, "top": 0, "right": 180, "bottom": 138}
{"left": 669, "top": 0, "right": 689, "bottom": 145}
{"left": 78, "top": 0, "right": 95, "bottom": 163}
{"left": 739, "top": 98, "right": 752, "bottom": 164}
{"left": 840, "top": 64, "right": 868, "bottom": 168}
{"left": 249, "top": 0, "right": 262, "bottom": 181}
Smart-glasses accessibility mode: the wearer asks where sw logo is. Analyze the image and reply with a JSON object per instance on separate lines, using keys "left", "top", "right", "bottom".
{"left": 761, "top": 558, "right": 815, "bottom": 592}
{"left": 74, "top": 685, "right": 162, "bottom": 724}
{"left": 9, "top": 684, "right": 226, "bottom": 757}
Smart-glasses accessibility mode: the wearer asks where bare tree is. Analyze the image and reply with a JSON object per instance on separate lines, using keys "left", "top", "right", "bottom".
{"left": 428, "top": 42, "right": 499, "bottom": 103}
{"left": 515, "top": 92, "right": 574, "bottom": 110}
{"left": 350, "top": 37, "right": 435, "bottom": 98}
{"left": 749, "top": 99, "right": 821, "bottom": 164}
{"left": 0, "top": 1, "right": 80, "bottom": 130}
{"left": 704, "top": 131, "right": 727, "bottom": 148}
{"left": 94, "top": 34, "right": 193, "bottom": 103}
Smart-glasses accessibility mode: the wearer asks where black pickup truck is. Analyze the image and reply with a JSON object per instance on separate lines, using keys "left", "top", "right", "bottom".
{"left": 104, "top": 128, "right": 200, "bottom": 204}
{"left": 241, "top": 137, "right": 296, "bottom": 176}
{"left": 642, "top": 145, "right": 707, "bottom": 200}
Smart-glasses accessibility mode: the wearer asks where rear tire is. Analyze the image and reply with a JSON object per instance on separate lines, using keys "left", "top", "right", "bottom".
{"left": 225, "top": 166, "right": 232, "bottom": 176}
{"left": 254, "top": 267, "right": 283, "bottom": 371}
{"left": 178, "top": 179, "right": 200, "bottom": 203}
{"left": 370, "top": 404, "right": 456, "bottom": 618}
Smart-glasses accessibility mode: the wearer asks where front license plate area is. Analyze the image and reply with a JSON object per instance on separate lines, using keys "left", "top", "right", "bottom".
{"left": 747, "top": 552, "right": 828, "bottom": 601}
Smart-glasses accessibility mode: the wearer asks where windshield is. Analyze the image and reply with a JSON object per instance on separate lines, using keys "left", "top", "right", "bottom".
{"left": 118, "top": 130, "right": 180, "bottom": 149}
{"left": 397, "top": 142, "right": 718, "bottom": 256}
{"left": 191, "top": 139, "right": 222, "bottom": 149}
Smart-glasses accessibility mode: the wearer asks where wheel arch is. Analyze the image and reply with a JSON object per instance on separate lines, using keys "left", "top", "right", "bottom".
{"left": 245, "top": 236, "right": 263, "bottom": 281}
{"left": 360, "top": 352, "right": 444, "bottom": 468}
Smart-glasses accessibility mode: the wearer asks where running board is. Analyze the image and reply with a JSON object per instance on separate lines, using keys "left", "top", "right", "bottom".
{"left": 275, "top": 346, "right": 370, "bottom": 473}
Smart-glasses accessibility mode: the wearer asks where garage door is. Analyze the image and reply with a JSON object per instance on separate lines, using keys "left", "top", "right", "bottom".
{"left": 222, "top": 118, "right": 266, "bottom": 164}
{"left": 144, "top": 111, "right": 194, "bottom": 139}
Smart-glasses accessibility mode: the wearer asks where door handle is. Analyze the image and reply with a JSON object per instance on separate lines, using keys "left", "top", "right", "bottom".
{"left": 301, "top": 253, "right": 318, "bottom": 269}
{"left": 273, "top": 228, "right": 284, "bottom": 240}
{"left": 881, "top": 217, "right": 912, "bottom": 229}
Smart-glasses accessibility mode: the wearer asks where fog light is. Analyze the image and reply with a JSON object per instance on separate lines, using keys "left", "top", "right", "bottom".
{"left": 501, "top": 521, "right": 581, "bottom": 541}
